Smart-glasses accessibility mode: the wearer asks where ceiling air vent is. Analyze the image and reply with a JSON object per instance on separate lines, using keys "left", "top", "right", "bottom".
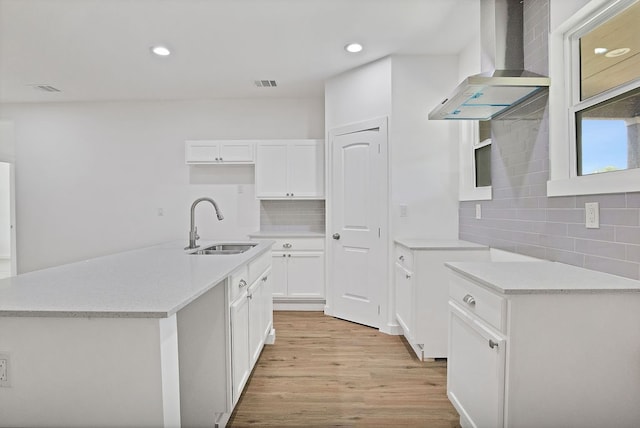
{"left": 30, "top": 84, "right": 61, "bottom": 92}
{"left": 254, "top": 80, "right": 277, "bottom": 88}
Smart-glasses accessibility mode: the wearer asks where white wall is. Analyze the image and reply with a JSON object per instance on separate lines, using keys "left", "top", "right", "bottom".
{"left": 324, "top": 56, "right": 392, "bottom": 132}
{"left": 390, "top": 55, "right": 460, "bottom": 239}
{"left": 1, "top": 98, "right": 324, "bottom": 272}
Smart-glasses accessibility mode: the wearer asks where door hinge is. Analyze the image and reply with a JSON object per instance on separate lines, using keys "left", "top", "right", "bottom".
{"left": 378, "top": 228, "right": 381, "bottom": 238}
{"left": 378, "top": 143, "right": 381, "bottom": 153}
{"left": 377, "top": 305, "right": 380, "bottom": 315}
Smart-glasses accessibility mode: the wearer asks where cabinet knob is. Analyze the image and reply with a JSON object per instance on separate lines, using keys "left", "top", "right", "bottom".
{"left": 489, "top": 339, "right": 499, "bottom": 349}
{"left": 261, "top": 276, "right": 268, "bottom": 282}
{"left": 215, "top": 157, "right": 219, "bottom": 161}
{"left": 399, "top": 255, "right": 405, "bottom": 261}
{"left": 287, "top": 254, "right": 291, "bottom": 257}
{"left": 286, "top": 193, "right": 290, "bottom": 196}
{"left": 462, "top": 294, "right": 476, "bottom": 306}
{"left": 219, "top": 157, "right": 223, "bottom": 161}
{"left": 239, "top": 279, "right": 247, "bottom": 288}
{"left": 332, "top": 233, "right": 340, "bottom": 240}
{"left": 282, "top": 254, "right": 286, "bottom": 257}
{"left": 405, "top": 274, "right": 411, "bottom": 279}
{"left": 291, "top": 193, "right": 294, "bottom": 196}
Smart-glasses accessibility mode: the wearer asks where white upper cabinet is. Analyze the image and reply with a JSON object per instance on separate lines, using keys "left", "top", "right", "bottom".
{"left": 185, "top": 140, "right": 255, "bottom": 164}
{"left": 255, "top": 140, "right": 324, "bottom": 199}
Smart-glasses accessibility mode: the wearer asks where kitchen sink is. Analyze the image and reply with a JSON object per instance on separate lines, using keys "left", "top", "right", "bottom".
{"left": 188, "top": 243, "right": 257, "bottom": 255}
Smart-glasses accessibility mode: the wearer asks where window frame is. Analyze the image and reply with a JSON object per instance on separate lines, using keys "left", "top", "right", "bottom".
{"left": 547, "top": 0, "right": 640, "bottom": 196}
{"left": 459, "top": 121, "right": 492, "bottom": 201}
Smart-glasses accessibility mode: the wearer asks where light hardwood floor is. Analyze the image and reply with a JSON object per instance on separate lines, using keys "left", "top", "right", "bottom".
{"left": 229, "top": 311, "right": 461, "bottom": 427}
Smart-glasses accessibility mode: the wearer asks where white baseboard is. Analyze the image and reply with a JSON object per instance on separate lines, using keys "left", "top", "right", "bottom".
{"left": 265, "top": 328, "right": 276, "bottom": 344}
{"left": 274, "top": 302, "right": 325, "bottom": 311}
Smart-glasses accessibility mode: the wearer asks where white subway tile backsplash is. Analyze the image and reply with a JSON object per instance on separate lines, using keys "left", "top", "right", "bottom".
{"left": 260, "top": 200, "right": 325, "bottom": 232}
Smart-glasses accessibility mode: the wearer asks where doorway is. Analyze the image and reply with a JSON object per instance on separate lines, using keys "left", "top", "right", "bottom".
{"left": 327, "top": 117, "right": 388, "bottom": 329}
{"left": 0, "top": 161, "right": 15, "bottom": 278}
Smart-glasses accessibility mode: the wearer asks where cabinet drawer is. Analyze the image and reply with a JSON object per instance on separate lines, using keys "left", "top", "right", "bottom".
{"left": 229, "top": 265, "right": 249, "bottom": 302}
{"left": 394, "top": 245, "right": 414, "bottom": 271}
{"left": 248, "top": 251, "right": 270, "bottom": 284}
{"left": 449, "top": 271, "right": 506, "bottom": 332}
{"left": 271, "top": 238, "right": 325, "bottom": 251}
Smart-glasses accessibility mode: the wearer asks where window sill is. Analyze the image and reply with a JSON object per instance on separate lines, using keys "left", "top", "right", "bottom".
{"left": 547, "top": 168, "right": 640, "bottom": 197}
{"left": 459, "top": 186, "right": 492, "bottom": 201}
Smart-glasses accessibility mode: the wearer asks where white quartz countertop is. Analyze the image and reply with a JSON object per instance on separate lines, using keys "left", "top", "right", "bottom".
{"left": 395, "top": 238, "right": 488, "bottom": 251}
{"left": 0, "top": 240, "right": 273, "bottom": 318}
{"left": 248, "top": 230, "right": 325, "bottom": 238}
{"left": 445, "top": 261, "right": 640, "bottom": 294}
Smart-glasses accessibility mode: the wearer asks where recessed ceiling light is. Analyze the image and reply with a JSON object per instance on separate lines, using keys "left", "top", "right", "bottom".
{"left": 605, "top": 47, "right": 630, "bottom": 58}
{"left": 344, "top": 43, "right": 363, "bottom": 53}
{"left": 151, "top": 45, "right": 171, "bottom": 57}
{"left": 594, "top": 47, "right": 608, "bottom": 55}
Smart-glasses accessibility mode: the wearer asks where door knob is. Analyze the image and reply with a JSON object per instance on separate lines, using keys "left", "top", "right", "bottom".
{"left": 332, "top": 233, "right": 340, "bottom": 240}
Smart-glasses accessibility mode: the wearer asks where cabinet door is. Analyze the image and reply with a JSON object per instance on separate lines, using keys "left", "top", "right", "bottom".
{"left": 255, "top": 143, "right": 288, "bottom": 198}
{"left": 286, "top": 252, "right": 324, "bottom": 298}
{"left": 185, "top": 141, "right": 219, "bottom": 163}
{"left": 394, "top": 262, "right": 414, "bottom": 340}
{"left": 448, "top": 302, "right": 505, "bottom": 428}
{"left": 219, "top": 141, "right": 254, "bottom": 163}
{"left": 230, "top": 292, "right": 250, "bottom": 405}
{"left": 248, "top": 281, "right": 263, "bottom": 366}
{"left": 261, "top": 269, "right": 274, "bottom": 338}
{"left": 271, "top": 253, "right": 288, "bottom": 297}
{"left": 288, "top": 140, "right": 324, "bottom": 198}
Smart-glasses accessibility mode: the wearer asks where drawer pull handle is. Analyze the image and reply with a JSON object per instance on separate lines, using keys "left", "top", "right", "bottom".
{"left": 489, "top": 339, "right": 499, "bottom": 349}
{"left": 463, "top": 294, "right": 476, "bottom": 306}
{"left": 262, "top": 276, "right": 268, "bottom": 282}
{"left": 405, "top": 274, "right": 411, "bottom": 279}
{"left": 239, "top": 279, "right": 247, "bottom": 288}
{"left": 283, "top": 243, "right": 292, "bottom": 249}
{"left": 399, "top": 255, "right": 405, "bottom": 261}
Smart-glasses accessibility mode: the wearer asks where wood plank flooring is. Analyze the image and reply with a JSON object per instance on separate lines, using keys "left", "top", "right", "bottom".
{"left": 228, "top": 311, "right": 461, "bottom": 427}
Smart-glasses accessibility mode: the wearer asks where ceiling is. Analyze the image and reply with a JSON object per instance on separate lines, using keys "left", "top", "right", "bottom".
{"left": 0, "top": 0, "right": 479, "bottom": 103}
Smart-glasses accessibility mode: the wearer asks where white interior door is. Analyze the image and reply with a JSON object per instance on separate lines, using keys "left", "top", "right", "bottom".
{"left": 330, "top": 124, "right": 386, "bottom": 328}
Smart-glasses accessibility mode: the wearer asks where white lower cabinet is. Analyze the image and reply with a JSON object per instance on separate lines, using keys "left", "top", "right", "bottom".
{"left": 393, "top": 241, "right": 489, "bottom": 360}
{"left": 229, "top": 254, "right": 274, "bottom": 407}
{"left": 446, "top": 263, "right": 640, "bottom": 428}
{"left": 249, "top": 235, "right": 326, "bottom": 310}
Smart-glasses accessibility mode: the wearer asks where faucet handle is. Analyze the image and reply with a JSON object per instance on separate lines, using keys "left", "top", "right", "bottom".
{"left": 194, "top": 226, "right": 200, "bottom": 241}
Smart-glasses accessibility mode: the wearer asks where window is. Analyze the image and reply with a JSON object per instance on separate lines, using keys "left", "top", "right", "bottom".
{"left": 474, "top": 121, "right": 492, "bottom": 187}
{"left": 548, "top": 0, "right": 640, "bottom": 196}
{"left": 459, "top": 121, "right": 492, "bottom": 201}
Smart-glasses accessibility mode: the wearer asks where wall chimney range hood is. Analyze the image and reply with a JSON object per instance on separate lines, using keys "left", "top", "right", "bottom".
{"left": 429, "top": 0, "right": 550, "bottom": 121}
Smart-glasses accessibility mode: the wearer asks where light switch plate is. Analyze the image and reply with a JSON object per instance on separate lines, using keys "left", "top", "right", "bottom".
{"left": 0, "top": 353, "right": 9, "bottom": 387}
{"left": 585, "top": 202, "right": 599, "bottom": 229}
{"left": 399, "top": 204, "right": 408, "bottom": 218}
{"left": 475, "top": 204, "right": 482, "bottom": 220}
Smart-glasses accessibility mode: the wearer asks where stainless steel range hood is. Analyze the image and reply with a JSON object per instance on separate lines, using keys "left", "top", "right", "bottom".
{"left": 429, "top": 0, "right": 550, "bottom": 121}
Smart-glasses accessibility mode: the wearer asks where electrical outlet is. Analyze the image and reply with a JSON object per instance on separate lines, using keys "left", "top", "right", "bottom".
{"left": 157, "top": 208, "right": 164, "bottom": 217}
{"left": 585, "top": 202, "right": 599, "bottom": 229}
{"left": 475, "top": 204, "right": 482, "bottom": 220}
{"left": 0, "top": 353, "right": 9, "bottom": 387}
{"left": 399, "top": 204, "right": 408, "bottom": 218}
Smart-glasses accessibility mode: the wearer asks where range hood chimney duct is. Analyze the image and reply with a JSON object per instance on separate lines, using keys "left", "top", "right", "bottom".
{"left": 429, "top": 0, "right": 550, "bottom": 121}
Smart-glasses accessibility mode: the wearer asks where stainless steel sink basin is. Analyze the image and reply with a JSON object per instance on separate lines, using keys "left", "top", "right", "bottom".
{"left": 188, "top": 243, "right": 257, "bottom": 255}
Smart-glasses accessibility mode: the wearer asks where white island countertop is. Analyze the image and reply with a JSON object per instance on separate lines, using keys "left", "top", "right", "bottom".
{"left": 395, "top": 238, "right": 488, "bottom": 250}
{"left": 0, "top": 240, "right": 273, "bottom": 318}
{"left": 446, "top": 261, "right": 640, "bottom": 294}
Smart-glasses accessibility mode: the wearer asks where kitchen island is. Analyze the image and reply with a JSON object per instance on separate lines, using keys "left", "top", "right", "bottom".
{"left": 0, "top": 240, "right": 274, "bottom": 428}
{"left": 445, "top": 261, "right": 640, "bottom": 428}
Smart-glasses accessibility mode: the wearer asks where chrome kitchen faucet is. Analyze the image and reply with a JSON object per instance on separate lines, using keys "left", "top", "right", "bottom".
{"left": 185, "top": 197, "right": 224, "bottom": 250}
